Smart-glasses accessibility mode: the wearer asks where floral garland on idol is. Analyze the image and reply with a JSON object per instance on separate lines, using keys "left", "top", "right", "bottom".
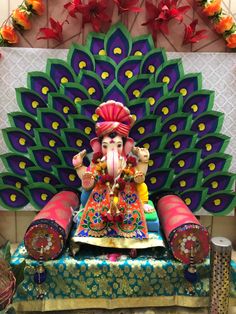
{"left": 197, "top": 0, "right": 236, "bottom": 48}
{"left": 91, "top": 152, "right": 137, "bottom": 222}
{"left": 0, "top": 0, "right": 45, "bottom": 46}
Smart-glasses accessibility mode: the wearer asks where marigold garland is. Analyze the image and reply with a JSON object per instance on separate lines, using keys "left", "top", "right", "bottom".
{"left": 197, "top": 0, "right": 236, "bottom": 49}
{"left": 0, "top": 0, "right": 45, "bottom": 46}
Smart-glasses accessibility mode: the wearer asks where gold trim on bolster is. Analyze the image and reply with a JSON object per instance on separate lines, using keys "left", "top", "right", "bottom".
{"left": 13, "top": 296, "right": 214, "bottom": 312}
{"left": 71, "top": 235, "right": 165, "bottom": 249}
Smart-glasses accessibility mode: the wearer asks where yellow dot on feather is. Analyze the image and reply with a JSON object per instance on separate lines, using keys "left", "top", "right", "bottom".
{"left": 191, "top": 104, "right": 198, "bottom": 112}
{"left": 52, "top": 122, "right": 59, "bottom": 130}
{"left": 79, "top": 61, "right": 86, "bottom": 69}
{"left": 88, "top": 87, "right": 96, "bottom": 95}
{"left": 61, "top": 77, "right": 68, "bottom": 84}
{"left": 76, "top": 139, "right": 83, "bottom": 147}
{"left": 162, "top": 107, "right": 169, "bottom": 115}
{"left": 178, "top": 160, "right": 185, "bottom": 168}
{"left": 25, "top": 122, "right": 32, "bottom": 131}
{"left": 41, "top": 193, "right": 48, "bottom": 201}
{"left": 180, "top": 180, "right": 186, "bottom": 187}
{"left": 179, "top": 88, "right": 187, "bottom": 96}
{"left": 69, "top": 174, "right": 76, "bottom": 181}
{"left": 99, "top": 49, "right": 106, "bottom": 56}
{"left": 101, "top": 72, "right": 109, "bottom": 79}
{"left": 44, "top": 177, "right": 50, "bottom": 184}
{"left": 32, "top": 101, "right": 39, "bottom": 108}
{"left": 205, "top": 144, "right": 212, "bottom": 152}
{"left": 198, "top": 123, "right": 205, "bottom": 131}
{"left": 10, "top": 194, "right": 16, "bottom": 202}
{"left": 19, "top": 138, "right": 26, "bottom": 145}
{"left": 208, "top": 163, "right": 216, "bottom": 171}
{"left": 162, "top": 76, "right": 170, "bottom": 84}
{"left": 150, "top": 177, "right": 157, "bottom": 184}
{"left": 148, "top": 97, "right": 155, "bottom": 106}
{"left": 211, "top": 181, "right": 218, "bottom": 189}
{"left": 15, "top": 182, "right": 21, "bottom": 189}
{"left": 44, "top": 155, "right": 51, "bottom": 163}
{"left": 134, "top": 51, "right": 142, "bottom": 56}
{"left": 49, "top": 140, "right": 56, "bottom": 147}
{"left": 125, "top": 70, "right": 133, "bottom": 78}
{"left": 63, "top": 106, "right": 70, "bottom": 114}
{"left": 148, "top": 65, "right": 155, "bottom": 73}
{"left": 131, "top": 114, "right": 137, "bottom": 122}
{"left": 185, "top": 198, "right": 191, "bottom": 206}
{"left": 41, "top": 86, "right": 49, "bottom": 95}
{"left": 173, "top": 141, "right": 181, "bottom": 149}
{"left": 85, "top": 127, "right": 92, "bottom": 135}
{"left": 19, "top": 162, "right": 26, "bottom": 169}
{"left": 92, "top": 114, "right": 99, "bottom": 121}
{"left": 138, "top": 127, "right": 145, "bottom": 134}
{"left": 169, "top": 124, "right": 177, "bottom": 132}
{"left": 74, "top": 97, "right": 81, "bottom": 104}
{"left": 133, "top": 89, "right": 140, "bottom": 98}
{"left": 214, "top": 198, "right": 221, "bottom": 206}
{"left": 143, "top": 143, "right": 150, "bottom": 149}
{"left": 148, "top": 160, "right": 154, "bottom": 166}
{"left": 113, "top": 47, "right": 122, "bottom": 54}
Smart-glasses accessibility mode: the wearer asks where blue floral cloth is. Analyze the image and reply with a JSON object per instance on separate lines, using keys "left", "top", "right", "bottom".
{"left": 11, "top": 242, "right": 236, "bottom": 310}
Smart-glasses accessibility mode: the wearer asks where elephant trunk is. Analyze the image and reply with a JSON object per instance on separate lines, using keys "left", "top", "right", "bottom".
{"left": 106, "top": 149, "right": 120, "bottom": 179}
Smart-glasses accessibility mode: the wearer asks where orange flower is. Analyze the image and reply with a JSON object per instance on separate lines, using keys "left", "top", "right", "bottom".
{"left": 12, "top": 8, "right": 31, "bottom": 30}
{"left": 214, "top": 14, "right": 234, "bottom": 34}
{"left": 25, "top": 0, "right": 45, "bottom": 16}
{"left": 0, "top": 25, "right": 19, "bottom": 44}
{"left": 202, "top": 0, "right": 222, "bottom": 17}
{"left": 226, "top": 32, "right": 236, "bottom": 48}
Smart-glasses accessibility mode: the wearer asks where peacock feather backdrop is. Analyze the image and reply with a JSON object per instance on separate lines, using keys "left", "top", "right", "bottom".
{"left": 0, "top": 23, "right": 235, "bottom": 215}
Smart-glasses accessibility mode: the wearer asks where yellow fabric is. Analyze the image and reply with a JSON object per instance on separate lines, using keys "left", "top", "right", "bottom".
{"left": 137, "top": 183, "right": 149, "bottom": 204}
{"left": 13, "top": 296, "right": 215, "bottom": 311}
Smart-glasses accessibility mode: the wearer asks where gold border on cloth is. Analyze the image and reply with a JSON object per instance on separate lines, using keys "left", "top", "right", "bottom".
{"left": 71, "top": 235, "right": 165, "bottom": 249}
{"left": 13, "top": 296, "right": 236, "bottom": 312}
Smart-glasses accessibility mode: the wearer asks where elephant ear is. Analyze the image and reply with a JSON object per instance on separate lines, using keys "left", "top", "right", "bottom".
{"left": 90, "top": 137, "right": 101, "bottom": 153}
{"left": 124, "top": 137, "right": 134, "bottom": 156}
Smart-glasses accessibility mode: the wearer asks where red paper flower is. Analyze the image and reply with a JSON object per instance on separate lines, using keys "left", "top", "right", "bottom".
{"left": 126, "top": 156, "right": 137, "bottom": 167}
{"left": 142, "top": 0, "right": 190, "bottom": 36}
{"left": 100, "top": 174, "right": 114, "bottom": 185}
{"left": 116, "top": 177, "right": 126, "bottom": 190}
{"left": 92, "top": 152, "right": 103, "bottom": 164}
{"left": 76, "top": 0, "right": 111, "bottom": 32}
{"left": 113, "top": 0, "right": 141, "bottom": 15}
{"left": 183, "top": 19, "right": 208, "bottom": 45}
{"left": 37, "top": 18, "right": 67, "bottom": 42}
{"left": 64, "top": 0, "right": 81, "bottom": 18}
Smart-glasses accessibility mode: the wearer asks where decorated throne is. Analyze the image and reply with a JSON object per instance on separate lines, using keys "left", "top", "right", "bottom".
{"left": 0, "top": 22, "right": 236, "bottom": 312}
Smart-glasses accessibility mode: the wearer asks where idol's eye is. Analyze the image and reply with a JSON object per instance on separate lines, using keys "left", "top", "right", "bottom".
{"left": 102, "top": 144, "right": 107, "bottom": 149}
{"left": 117, "top": 143, "right": 122, "bottom": 148}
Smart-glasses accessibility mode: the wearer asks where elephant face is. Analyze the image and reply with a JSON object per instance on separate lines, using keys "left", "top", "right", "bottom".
{"left": 101, "top": 135, "right": 124, "bottom": 178}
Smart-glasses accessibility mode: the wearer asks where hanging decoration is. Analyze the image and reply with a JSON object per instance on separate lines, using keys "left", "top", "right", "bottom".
{"left": 0, "top": 0, "right": 45, "bottom": 46}
{"left": 197, "top": 0, "right": 236, "bottom": 48}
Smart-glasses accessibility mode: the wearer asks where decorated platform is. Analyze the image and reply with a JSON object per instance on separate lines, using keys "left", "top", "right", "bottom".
{"left": 10, "top": 242, "right": 236, "bottom": 311}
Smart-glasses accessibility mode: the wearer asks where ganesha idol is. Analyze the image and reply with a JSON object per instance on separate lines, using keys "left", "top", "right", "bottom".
{"left": 71, "top": 100, "right": 162, "bottom": 249}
